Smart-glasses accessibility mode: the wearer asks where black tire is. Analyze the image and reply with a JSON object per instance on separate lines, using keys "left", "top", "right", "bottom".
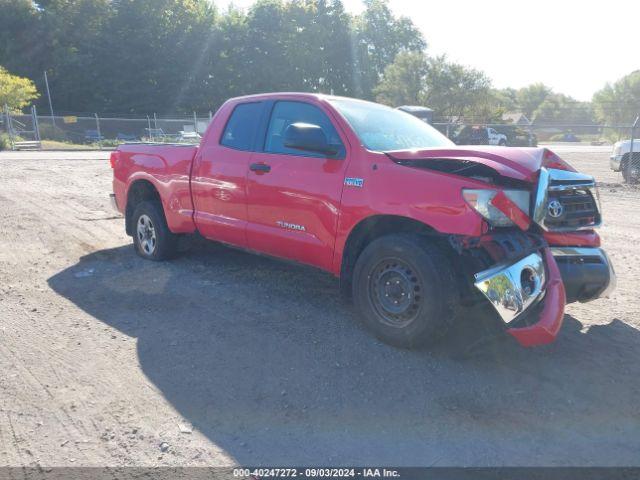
{"left": 622, "top": 156, "right": 639, "bottom": 184}
{"left": 352, "top": 234, "right": 459, "bottom": 349}
{"left": 498, "top": 139, "right": 507, "bottom": 146}
{"left": 131, "top": 201, "right": 178, "bottom": 261}
{"left": 622, "top": 160, "right": 630, "bottom": 182}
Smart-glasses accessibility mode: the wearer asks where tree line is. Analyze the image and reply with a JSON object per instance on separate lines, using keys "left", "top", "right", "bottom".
{"left": 1, "top": 0, "right": 639, "bottom": 126}
{"left": 0, "top": 0, "right": 424, "bottom": 114}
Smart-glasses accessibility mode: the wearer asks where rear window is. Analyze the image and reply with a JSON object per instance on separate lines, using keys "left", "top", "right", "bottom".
{"left": 220, "top": 102, "right": 263, "bottom": 151}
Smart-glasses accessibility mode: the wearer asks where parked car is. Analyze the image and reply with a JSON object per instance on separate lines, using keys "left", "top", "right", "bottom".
{"left": 560, "top": 132, "right": 580, "bottom": 142}
{"left": 493, "top": 125, "right": 537, "bottom": 147}
{"left": 84, "top": 129, "right": 104, "bottom": 143}
{"left": 455, "top": 125, "right": 508, "bottom": 146}
{"left": 110, "top": 93, "right": 614, "bottom": 350}
{"left": 178, "top": 131, "right": 201, "bottom": 143}
{"left": 610, "top": 139, "right": 640, "bottom": 183}
{"left": 396, "top": 105, "right": 433, "bottom": 124}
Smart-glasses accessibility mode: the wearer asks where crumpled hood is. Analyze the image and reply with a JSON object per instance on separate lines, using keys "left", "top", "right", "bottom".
{"left": 386, "top": 146, "right": 547, "bottom": 183}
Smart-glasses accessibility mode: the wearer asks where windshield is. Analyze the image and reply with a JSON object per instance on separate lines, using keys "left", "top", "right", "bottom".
{"left": 330, "top": 98, "right": 453, "bottom": 151}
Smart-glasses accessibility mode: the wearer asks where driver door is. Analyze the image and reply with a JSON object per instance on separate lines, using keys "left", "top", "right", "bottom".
{"left": 245, "top": 100, "right": 349, "bottom": 271}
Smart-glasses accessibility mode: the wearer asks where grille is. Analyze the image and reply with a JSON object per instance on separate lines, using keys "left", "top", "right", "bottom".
{"left": 544, "top": 187, "right": 600, "bottom": 231}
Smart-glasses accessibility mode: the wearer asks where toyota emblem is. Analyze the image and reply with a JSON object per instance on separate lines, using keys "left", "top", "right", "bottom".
{"left": 547, "top": 199, "right": 564, "bottom": 218}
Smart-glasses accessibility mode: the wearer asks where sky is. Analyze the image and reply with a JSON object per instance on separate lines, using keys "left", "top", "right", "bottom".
{"left": 216, "top": 0, "right": 640, "bottom": 101}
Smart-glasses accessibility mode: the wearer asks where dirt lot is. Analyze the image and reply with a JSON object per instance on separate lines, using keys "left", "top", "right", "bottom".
{"left": 0, "top": 148, "right": 639, "bottom": 467}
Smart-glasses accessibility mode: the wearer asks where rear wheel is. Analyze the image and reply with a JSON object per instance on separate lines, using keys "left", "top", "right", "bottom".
{"left": 498, "top": 139, "right": 507, "bottom": 146}
{"left": 352, "top": 234, "right": 459, "bottom": 348}
{"left": 132, "top": 201, "right": 178, "bottom": 260}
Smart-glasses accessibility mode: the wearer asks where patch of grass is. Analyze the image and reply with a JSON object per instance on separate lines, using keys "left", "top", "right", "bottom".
{"left": 0, "top": 133, "right": 11, "bottom": 151}
{"left": 40, "top": 140, "right": 100, "bottom": 150}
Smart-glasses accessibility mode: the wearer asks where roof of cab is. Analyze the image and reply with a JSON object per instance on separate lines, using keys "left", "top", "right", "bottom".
{"left": 224, "top": 92, "right": 380, "bottom": 106}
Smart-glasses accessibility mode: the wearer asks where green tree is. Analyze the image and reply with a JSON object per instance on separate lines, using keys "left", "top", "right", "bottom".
{"left": 352, "top": 0, "right": 425, "bottom": 99}
{"left": 422, "top": 55, "right": 492, "bottom": 120}
{"left": 0, "top": 0, "right": 45, "bottom": 81}
{"left": 0, "top": 0, "right": 427, "bottom": 114}
{"left": 533, "top": 93, "right": 594, "bottom": 126}
{"left": 373, "top": 51, "right": 428, "bottom": 106}
{"left": 287, "top": 0, "right": 353, "bottom": 95}
{"left": 373, "top": 52, "right": 497, "bottom": 121}
{"left": 493, "top": 88, "right": 518, "bottom": 112}
{"left": 516, "top": 83, "right": 551, "bottom": 118}
{"left": 238, "top": 0, "right": 354, "bottom": 96}
{"left": 593, "top": 70, "right": 640, "bottom": 126}
{"left": 0, "top": 66, "right": 39, "bottom": 111}
{"left": 39, "top": 0, "right": 114, "bottom": 112}
{"left": 93, "top": 0, "right": 218, "bottom": 113}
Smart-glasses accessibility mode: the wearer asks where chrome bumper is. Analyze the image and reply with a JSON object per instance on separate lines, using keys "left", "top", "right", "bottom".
{"left": 109, "top": 193, "right": 119, "bottom": 212}
{"left": 610, "top": 154, "right": 623, "bottom": 172}
{"left": 474, "top": 252, "right": 546, "bottom": 324}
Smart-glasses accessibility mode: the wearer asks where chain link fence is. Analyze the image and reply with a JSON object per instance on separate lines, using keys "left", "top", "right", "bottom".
{"left": 2, "top": 106, "right": 212, "bottom": 150}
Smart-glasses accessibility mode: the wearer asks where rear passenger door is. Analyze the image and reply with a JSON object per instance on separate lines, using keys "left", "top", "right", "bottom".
{"left": 245, "top": 100, "right": 349, "bottom": 271}
{"left": 191, "top": 101, "right": 266, "bottom": 247}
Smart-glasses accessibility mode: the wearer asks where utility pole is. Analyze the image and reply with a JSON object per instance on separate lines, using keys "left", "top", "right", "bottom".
{"left": 44, "top": 71, "right": 55, "bottom": 127}
{"left": 629, "top": 115, "right": 639, "bottom": 182}
{"left": 94, "top": 113, "right": 102, "bottom": 150}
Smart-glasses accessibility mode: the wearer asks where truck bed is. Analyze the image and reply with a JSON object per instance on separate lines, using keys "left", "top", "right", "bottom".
{"left": 112, "top": 143, "right": 199, "bottom": 233}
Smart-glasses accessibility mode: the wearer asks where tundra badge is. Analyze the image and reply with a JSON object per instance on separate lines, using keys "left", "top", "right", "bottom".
{"left": 276, "top": 221, "right": 306, "bottom": 232}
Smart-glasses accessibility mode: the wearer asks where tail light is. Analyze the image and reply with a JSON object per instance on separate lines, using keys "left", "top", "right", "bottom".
{"left": 109, "top": 151, "right": 120, "bottom": 169}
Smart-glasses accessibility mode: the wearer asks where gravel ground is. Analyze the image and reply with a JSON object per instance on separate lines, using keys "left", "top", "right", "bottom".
{"left": 0, "top": 148, "right": 639, "bottom": 467}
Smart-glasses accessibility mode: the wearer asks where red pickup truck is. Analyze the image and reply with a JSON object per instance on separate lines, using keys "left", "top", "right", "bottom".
{"left": 110, "top": 93, "right": 615, "bottom": 349}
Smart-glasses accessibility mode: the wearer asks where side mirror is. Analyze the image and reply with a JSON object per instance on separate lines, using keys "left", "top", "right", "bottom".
{"left": 283, "top": 122, "right": 339, "bottom": 156}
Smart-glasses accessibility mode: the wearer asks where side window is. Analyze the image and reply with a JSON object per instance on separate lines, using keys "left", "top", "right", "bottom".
{"left": 264, "top": 101, "right": 345, "bottom": 158}
{"left": 220, "top": 102, "right": 263, "bottom": 151}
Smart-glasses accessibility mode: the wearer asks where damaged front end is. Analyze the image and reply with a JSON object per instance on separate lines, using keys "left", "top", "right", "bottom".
{"left": 459, "top": 167, "right": 614, "bottom": 346}
{"left": 388, "top": 148, "right": 615, "bottom": 347}
{"left": 451, "top": 232, "right": 566, "bottom": 347}
{"left": 473, "top": 246, "right": 566, "bottom": 346}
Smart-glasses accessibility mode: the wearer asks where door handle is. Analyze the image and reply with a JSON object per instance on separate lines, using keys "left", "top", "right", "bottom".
{"left": 250, "top": 163, "right": 271, "bottom": 173}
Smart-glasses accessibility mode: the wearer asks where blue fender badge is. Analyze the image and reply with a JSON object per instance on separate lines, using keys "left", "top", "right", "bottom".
{"left": 344, "top": 177, "right": 364, "bottom": 188}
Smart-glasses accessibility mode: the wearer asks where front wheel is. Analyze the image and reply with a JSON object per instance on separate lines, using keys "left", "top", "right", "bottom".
{"left": 498, "top": 139, "right": 507, "bottom": 146}
{"left": 352, "top": 234, "right": 459, "bottom": 349}
{"left": 132, "top": 201, "right": 178, "bottom": 260}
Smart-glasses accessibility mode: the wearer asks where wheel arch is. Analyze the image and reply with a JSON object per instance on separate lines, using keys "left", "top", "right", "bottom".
{"left": 125, "top": 179, "right": 163, "bottom": 236}
{"left": 339, "top": 215, "right": 443, "bottom": 297}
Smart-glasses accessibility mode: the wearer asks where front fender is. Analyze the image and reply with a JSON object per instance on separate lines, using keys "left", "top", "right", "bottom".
{"left": 332, "top": 157, "right": 491, "bottom": 274}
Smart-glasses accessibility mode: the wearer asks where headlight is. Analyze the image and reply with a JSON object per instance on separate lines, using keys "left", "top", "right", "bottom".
{"left": 463, "top": 189, "right": 531, "bottom": 227}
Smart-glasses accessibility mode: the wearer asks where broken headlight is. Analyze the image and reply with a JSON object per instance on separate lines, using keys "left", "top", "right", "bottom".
{"left": 463, "top": 189, "right": 530, "bottom": 227}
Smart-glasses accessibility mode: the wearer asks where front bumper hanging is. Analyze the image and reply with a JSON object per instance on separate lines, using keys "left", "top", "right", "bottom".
{"left": 551, "top": 247, "right": 616, "bottom": 303}
{"left": 474, "top": 248, "right": 566, "bottom": 347}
